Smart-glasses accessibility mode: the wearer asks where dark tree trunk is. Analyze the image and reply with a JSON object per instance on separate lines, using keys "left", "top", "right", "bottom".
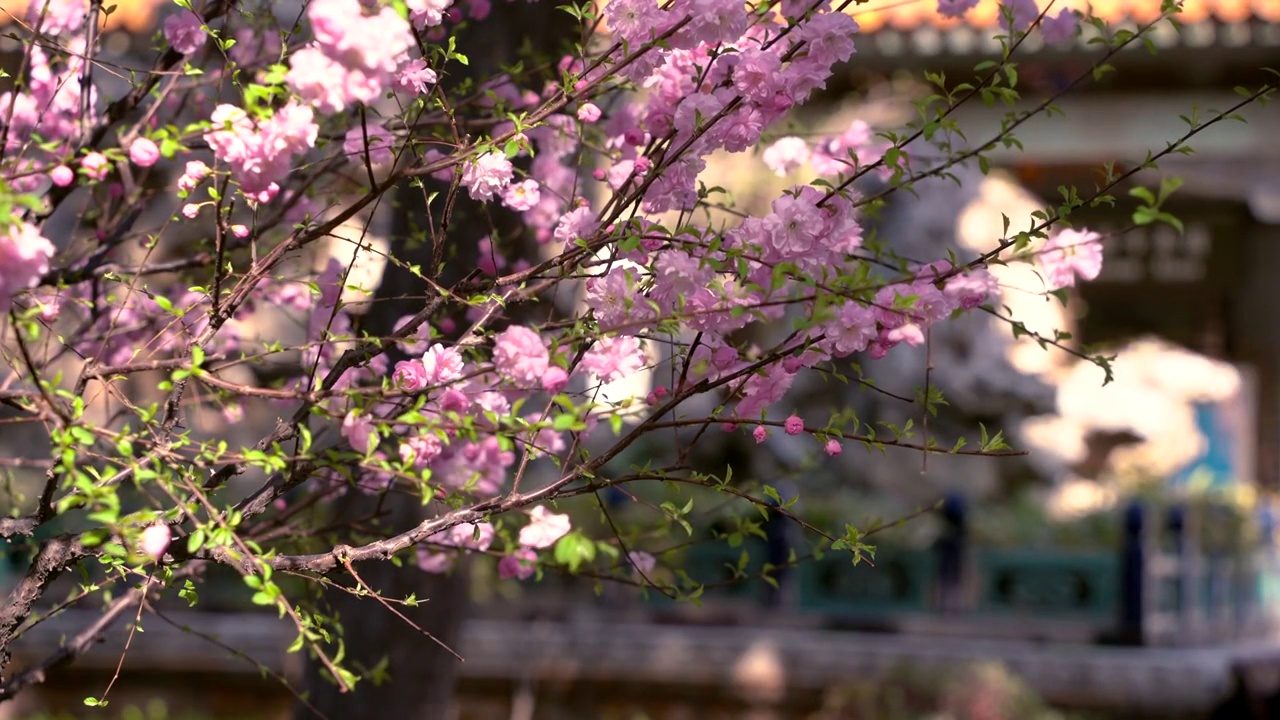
{"left": 297, "top": 6, "right": 578, "bottom": 719}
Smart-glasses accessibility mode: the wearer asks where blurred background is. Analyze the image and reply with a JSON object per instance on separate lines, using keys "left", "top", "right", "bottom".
{"left": 5, "top": 0, "right": 1280, "bottom": 718}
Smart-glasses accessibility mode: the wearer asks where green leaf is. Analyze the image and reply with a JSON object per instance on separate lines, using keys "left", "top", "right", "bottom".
{"left": 553, "top": 531, "right": 597, "bottom": 573}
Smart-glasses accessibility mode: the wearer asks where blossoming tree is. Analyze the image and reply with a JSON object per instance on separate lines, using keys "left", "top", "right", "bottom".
{"left": 0, "top": 0, "right": 1269, "bottom": 713}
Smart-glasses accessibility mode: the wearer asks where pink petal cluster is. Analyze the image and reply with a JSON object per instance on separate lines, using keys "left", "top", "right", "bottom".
{"left": 1040, "top": 8, "right": 1080, "bottom": 44}
{"left": 342, "top": 411, "right": 378, "bottom": 455}
{"left": 26, "top": 0, "right": 87, "bottom": 36}
{"left": 80, "top": 152, "right": 110, "bottom": 181}
{"left": 580, "top": 335, "right": 646, "bottom": 384}
{"left": 784, "top": 414, "right": 805, "bottom": 435}
{"left": 0, "top": 45, "right": 98, "bottom": 160}
{"left": 163, "top": 11, "right": 206, "bottom": 55}
{"left": 761, "top": 136, "right": 810, "bottom": 177}
{"left": 177, "top": 160, "right": 210, "bottom": 193}
{"left": 936, "top": 0, "right": 980, "bottom": 19}
{"left": 421, "top": 343, "right": 466, "bottom": 385}
{"left": 393, "top": 360, "right": 430, "bottom": 391}
{"left": 0, "top": 220, "right": 56, "bottom": 314}
{"left": 492, "top": 325, "right": 549, "bottom": 386}
{"left": 416, "top": 522, "right": 495, "bottom": 574}
{"left": 204, "top": 103, "right": 318, "bottom": 200}
{"left": 502, "top": 179, "right": 541, "bottom": 212}
{"left": 286, "top": 0, "right": 416, "bottom": 114}
{"left": 343, "top": 123, "right": 396, "bottom": 167}
{"left": 518, "top": 506, "right": 571, "bottom": 549}
{"left": 49, "top": 165, "right": 74, "bottom": 187}
{"left": 406, "top": 0, "right": 455, "bottom": 29}
{"left": 395, "top": 59, "right": 439, "bottom": 95}
{"left": 1000, "top": 0, "right": 1040, "bottom": 32}
{"left": 498, "top": 548, "right": 538, "bottom": 580}
{"left": 1038, "top": 228, "right": 1104, "bottom": 290}
{"left": 129, "top": 137, "right": 161, "bottom": 167}
{"left": 462, "top": 151, "right": 514, "bottom": 201}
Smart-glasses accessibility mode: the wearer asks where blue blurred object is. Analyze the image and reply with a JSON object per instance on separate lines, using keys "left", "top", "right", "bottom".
{"left": 1171, "top": 401, "right": 1240, "bottom": 489}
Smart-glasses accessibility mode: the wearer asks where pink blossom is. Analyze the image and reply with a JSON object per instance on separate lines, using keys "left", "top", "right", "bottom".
{"left": 999, "top": 0, "right": 1039, "bottom": 32}
{"left": 583, "top": 268, "right": 639, "bottom": 330}
{"left": 342, "top": 411, "right": 378, "bottom": 454}
{"left": 737, "top": 364, "right": 796, "bottom": 419}
{"left": 629, "top": 551, "right": 657, "bottom": 575}
{"left": 825, "top": 439, "right": 842, "bottom": 456}
{"left": 937, "top": 0, "right": 979, "bottom": 18}
{"left": 606, "top": 0, "right": 669, "bottom": 45}
{"left": 498, "top": 548, "right": 538, "bottom": 580}
{"left": 26, "top": 0, "right": 87, "bottom": 36}
{"left": 492, "top": 325, "right": 549, "bottom": 386}
{"left": 80, "top": 152, "right": 110, "bottom": 181}
{"left": 310, "top": 0, "right": 413, "bottom": 75}
{"left": 286, "top": 48, "right": 353, "bottom": 114}
{"left": 163, "top": 11, "right": 206, "bottom": 55}
{"left": 468, "top": 0, "right": 491, "bottom": 20}
{"left": 445, "top": 522, "right": 495, "bottom": 551}
{"left": 421, "top": 343, "right": 466, "bottom": 385}
{"left": 542, "top": 366, "right": 569, "bottom": 393}
{"left": 823, "top": 302, "right": 877, "bottom": 357}
{"left": 733, "top": 48, "right": 784, "bottom": 103}
{"left": 0, "top": 220, "right": 56, "bottom": 314}
{"left": 944, "top": 266, "right": 1000, "bottom": 309}
{"left": 416, "top": 522, "right": 495, "bottom": 574}
{"left": 396, "top": 59, "right": 438, "bottom": 94}
{"left": 784, "top": 414, "right": 804, "bottom": 435}
{"left": 518, "top": 506, "right": 571, "bottom": 549}
{"left": 580, "top": 335, "right": 646, "bottom": 384}
{"left": 416, "top": 546, "right": 453, "bottom": 573}
{"left": 181, "top": 203, "right": 200, "bottom": 219}
{"left": 577, "top": 103, "right": 602, "bottom": 123}
{"left": 48, "top": 165, "right": 73, "bottom": 187}
{"left": 462, "top": 151, "right": 514, "bottom": 201}
{"left": 393, "top": 360, "right": 430, "bottom": 391}
{"left": 1039, "top": 228, "right": 1104, "bottom": 290}
{"left": 400, "top": 433, "right": 443, "bottom": 467}
{"left": 553, "top": 206, "right": 599, "bottom": 245}
{"left": 407, "top": 0, "right": 454, "bottom": 29}
{"left": 343, "top": 122, "right": 395, "bottom": 167}
{"left": 140, "top": 524, "right": 170, "bottom": 560}
{"left": 761, "top": 137, "right": 810, "bottom": 177}
{"left": 1040, "top": 8, "right": 1079, "bottom": 44}
{"left": 178, "top": 160, "right": 210, "bottom": 193}
{"left": 753, "top": 425, "right": 768, "bottom": 444}
{"left": 502, "top": 179, "right": 541, "bottom": 212}
{"left": 203, "top": 102, "right": 316, "bottom": 198}
{"left": 230, "top": 224, "right": 249, "bottom": 239}
{"left": 129, "top": 137, "right": 160, "bottom": 167}
{"left": 673, "top": 0, "right": 749, "bottom": 47}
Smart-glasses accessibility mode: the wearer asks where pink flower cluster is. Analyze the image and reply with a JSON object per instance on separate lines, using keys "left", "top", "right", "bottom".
{"left": 1, "top": 46, "right": 97, "bottom": 188}
{"left": 417, "top": 521, "right": 494, "bottom": 573}
{"left": 0, "top": 220, "right": 56, "bottom": 314}
{"left": 163, "top": 11, "right": 206, "bottom": 55}
{"left": 1038, "top": 228, "right": 1104, "bottom": 290}
{"left": 204, "top": 103, "right": 318, "bottom": 201}
{"left": 593, "top": 0, "right": 857, "bottom": 216}
{"left": 286, "top": 0, "right": 418, "bottom": 114}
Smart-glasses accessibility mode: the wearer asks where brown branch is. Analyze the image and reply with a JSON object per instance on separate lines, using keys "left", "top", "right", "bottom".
{"left": 0, "top": 580, "right": 140, "bottom": 702}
